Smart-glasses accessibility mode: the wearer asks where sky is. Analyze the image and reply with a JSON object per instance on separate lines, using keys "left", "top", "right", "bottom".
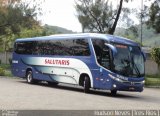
{"left": 39, "top": 0, "right": 82, "bottom": 32}
{"left": 39, "top": 0, "right": 152, "bottom": 32}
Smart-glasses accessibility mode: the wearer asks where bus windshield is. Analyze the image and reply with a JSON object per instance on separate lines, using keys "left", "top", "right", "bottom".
{"left": 112, "top": 44, "right": 145, "bottom": 77}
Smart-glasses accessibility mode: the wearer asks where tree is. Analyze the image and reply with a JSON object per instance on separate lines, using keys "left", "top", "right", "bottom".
{"left": 124, "top": 26, "right": 138, "bottom": 40}
{"left": 151, "top": 47, "right": 160, "bottom": 75}
{"left": 0, "top": 0, "right": 44, "bottom": 63}
{"left": 18, "top": 27, "right": 44, "bottom": 38}
{"left": 0, "top": 0, "right": 43, "bottom": 35}
{"left": 146, "top": 0, "right": 160, "bottom": 33}
{"left": 75, "top": 0, "right": 132, "bottom": 34}
{"left": 1, "top": 27, "right": 15, "bottom": 64}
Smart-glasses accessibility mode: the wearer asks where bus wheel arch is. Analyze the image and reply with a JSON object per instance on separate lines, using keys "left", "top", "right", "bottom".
{"left": 79, "top": 73, "right": 91, "bottom": 93}
{"left": 26, "top": 68, "right": 32, "bottom": 76}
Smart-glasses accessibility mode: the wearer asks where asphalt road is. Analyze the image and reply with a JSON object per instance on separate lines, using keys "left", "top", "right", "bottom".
{"left": 0, "top": 77, "right": 160, "bottom": 110}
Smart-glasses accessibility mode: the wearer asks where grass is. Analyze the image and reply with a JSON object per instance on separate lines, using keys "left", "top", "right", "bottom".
{"left": 0, "top": 64, "right": 13, "bottom": 77}
{"left": 146, "top": 74, "right": 160, "bottom": 78}
{"left": 0, "top": 64, "right": 11, "bottom": 70}
{"left": 145, "top": 75, "right": 160, "bottom": 87}
{"left": 4, "top": 70, "right": 13, "bottom": 77}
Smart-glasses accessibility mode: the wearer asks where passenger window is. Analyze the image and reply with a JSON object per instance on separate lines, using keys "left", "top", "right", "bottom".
{"left": 15, "top": 41, "right": 36, "bottom": 55}
{"left": 72, "top": 39, "right": 90, "bottom": 56}
{"left": 15, "top": 39, "right": 91, "bottom": 56}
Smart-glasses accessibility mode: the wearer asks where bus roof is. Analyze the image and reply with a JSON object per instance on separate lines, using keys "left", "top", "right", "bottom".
{"left": 15, "top": 33, "right": 139, "bottom": 46}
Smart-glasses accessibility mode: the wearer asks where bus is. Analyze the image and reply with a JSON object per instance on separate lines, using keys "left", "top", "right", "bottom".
{"left": 11, "top": 33, "right": 145, "bottom": 95}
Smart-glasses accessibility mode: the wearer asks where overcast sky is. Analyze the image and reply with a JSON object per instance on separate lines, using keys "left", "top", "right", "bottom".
{"left": 39, "top": 0, "right": 82, "bottom": 32}
{"left": 39, "top": 0, "right": 152, "bottom": 32}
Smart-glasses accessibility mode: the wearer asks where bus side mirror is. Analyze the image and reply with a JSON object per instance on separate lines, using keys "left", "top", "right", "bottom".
{"left": 105, "top": 43, "right": 117, "bottom": 57}
{"left": 142, "top": 51, "right": 146, "bottom": 62}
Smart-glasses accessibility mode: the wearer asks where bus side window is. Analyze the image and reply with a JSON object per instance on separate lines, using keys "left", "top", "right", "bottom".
{"left": 15, "top": 41, "right": 37, "bottom": 55}
{"left": 72, "top": 39, "right": 90, "bottom": 56}
{"left": 15, "top": 42, "right": 29, "bottom": 54}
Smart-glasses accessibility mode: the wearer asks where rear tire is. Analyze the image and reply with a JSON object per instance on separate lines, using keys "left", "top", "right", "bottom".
{"left": 26, "top": 71, "right": 37, "bottom": 84}
{"left": 47, "top": 81, "right": 58, "bottom": 86}
{"left": 84, "top": 76, "right": 90, "bottom": 93}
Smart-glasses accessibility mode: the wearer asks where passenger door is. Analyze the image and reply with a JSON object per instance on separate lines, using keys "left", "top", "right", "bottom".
{"left": 92, "top": 39, "right": 111, "bottom": 88}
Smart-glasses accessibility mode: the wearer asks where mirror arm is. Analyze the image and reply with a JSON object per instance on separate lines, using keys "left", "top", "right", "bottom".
{"left": 104, "top": 43, "right": 117, "bottom": 56}
{"left": 142, "top": 51, "right": 146, "bottom": 62}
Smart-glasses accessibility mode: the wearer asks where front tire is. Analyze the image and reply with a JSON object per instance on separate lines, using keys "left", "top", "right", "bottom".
{"left": 26, "top": 71, "right": 37, "bottom": 84}
{"left": 110, "top": 90, "right": 117, "bottom": 96}
{"left": 84, "top": 76, "right": 90, "bottom": 93}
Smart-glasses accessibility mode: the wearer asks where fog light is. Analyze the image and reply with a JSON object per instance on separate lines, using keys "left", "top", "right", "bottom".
{"left": 113, "top": 84, "right": 117, "bottom": 88}
{"left": 142, "top": 80, "right": 145, "bottom": 84}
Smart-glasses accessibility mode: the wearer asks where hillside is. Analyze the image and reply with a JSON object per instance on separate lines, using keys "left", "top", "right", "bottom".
{"left": 43, "top": 24, "right": 75, "bottom": 35}
{"left": 115, "top": 25, "right": 160, "bottom": 47}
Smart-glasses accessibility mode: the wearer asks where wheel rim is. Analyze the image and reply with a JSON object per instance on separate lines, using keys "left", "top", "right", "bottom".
{"left": 27, "top": 73, "right": 32, "bottom": 83}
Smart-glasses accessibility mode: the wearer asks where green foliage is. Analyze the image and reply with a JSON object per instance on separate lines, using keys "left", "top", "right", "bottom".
{"left": 120, "top": 26, "right": 139, "bottom": 41}
{"left": 145, "top": 74, "right": 160, "bottom": 86}
{"left": 151, "top": 47, "right": 160, "bottom": 66}
{"left": 0, "top": 64, "right": 12, "bottom": 77}
{"left": 18, "top": 27, "right": 44, "bottom": 38}
{"left": 126, "top": 26, "right": 138, "bottom": 38}
{"left": 0, "top": 67, "right": 5, "bottom": 76}
{"left": 0, "top": 0, "right": 44, "bottom": 53}
{"left": 43, "top": 24, "right": 74, "bottom": 35}
{"left": 143, "top": 34, "right": 160, "bottom": 47}
{"left": 0, "top": 27, "right": 15, "bottom": 52}
{"left": 5, "top": 70, "right": 12, "bottom": 77}
{"left": 146, "top": 74, "right": 160, "bottom": 79}
{"left": 146, "top": 0, "right": 160, "bottom": 33}
{"left": 115, "top": 24, "right": 160, "bottom": 47}
{"left": 0, "top": 1, "right": 41, "bottom": 35}
{"left": 145, "top": 77, "right": 160, "bottom": 86}
{"left": 0, "top": 64, "right": 10, "bottom": 70}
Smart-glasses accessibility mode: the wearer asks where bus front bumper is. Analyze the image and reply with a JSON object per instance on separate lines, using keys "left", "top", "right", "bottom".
{"left": 110, "top": 80, "right": 144, "bottom": 92}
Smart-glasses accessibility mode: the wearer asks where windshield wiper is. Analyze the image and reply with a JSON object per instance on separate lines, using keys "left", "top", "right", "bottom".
{"left": 131, "top": 56, "right": 141, "bottom": 77}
